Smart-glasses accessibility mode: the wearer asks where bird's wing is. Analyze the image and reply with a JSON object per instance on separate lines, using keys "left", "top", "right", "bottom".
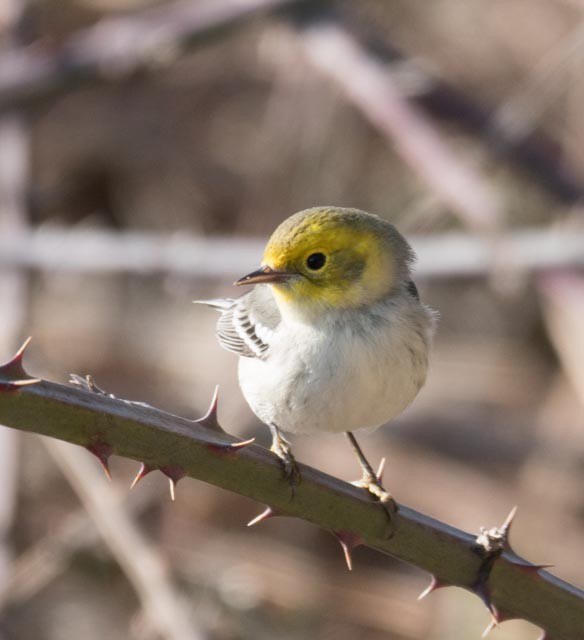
{"left": 195, "top": 285, "right": 281, "bottom": 359}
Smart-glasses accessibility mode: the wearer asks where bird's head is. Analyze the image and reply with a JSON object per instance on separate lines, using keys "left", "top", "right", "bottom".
{"left": 235, "top": 207, "right": 414, "bottom": 316}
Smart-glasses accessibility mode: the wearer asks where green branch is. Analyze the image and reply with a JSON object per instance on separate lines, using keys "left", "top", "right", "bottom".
{"left": 0, "top": 340, "right": 582, "bottom": 639}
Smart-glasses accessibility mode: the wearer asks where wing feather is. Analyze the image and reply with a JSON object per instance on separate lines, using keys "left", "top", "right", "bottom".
{"left": 195, "top": 285, "right": 280, "bottom": 359}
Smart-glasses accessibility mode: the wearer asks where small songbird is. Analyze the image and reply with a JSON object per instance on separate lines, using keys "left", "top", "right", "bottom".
{"left": 198, "top": 206, "right": 436, "bottom": 516}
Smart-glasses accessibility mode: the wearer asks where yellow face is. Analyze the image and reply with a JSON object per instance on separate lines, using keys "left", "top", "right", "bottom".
{"left": 237, "top": 207, "right": 412, "bottom": 313}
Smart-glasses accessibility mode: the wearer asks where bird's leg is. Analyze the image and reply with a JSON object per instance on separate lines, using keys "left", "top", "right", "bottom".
{"left": 345, "top": 432, "right": 398, "bottom": 528}
{"left": 269, "top": 423, "right": 300, "bottom": 490}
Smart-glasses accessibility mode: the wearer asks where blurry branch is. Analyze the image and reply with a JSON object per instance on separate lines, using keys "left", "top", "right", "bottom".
{"left": 171, "top": 525, "right": 427, "bottom": 638}
{"left": 493, "top": 20, "right": 584, "bottom": 145}
{"left": 0, "top": 0, "right": 579, "bottom": 208}
{"left": 0, "top": 0, "right": 306, "bottom": 114}
{"left": 320, "top": 5, "right": 584, "bottom": 206}
{"left": 0, "top": 481, "right": 161, "bottom": 608}
{"left": 45, "top": 439, "right": 205, "bottom": 640}
{"left": 290, "top": 10, "right": 501, "bottom": 233}
{"left": 538, "top": 273, "right": 584, "bottom": 405}
{"left": 0, "top": 350, "right": 583, "bottom": 639}
{"left": 0, "top": 226, "right": 582, "bottom": 279}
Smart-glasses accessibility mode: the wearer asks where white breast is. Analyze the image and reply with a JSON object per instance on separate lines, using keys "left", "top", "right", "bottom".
{"left": 238, "top": 295, "right": 433, "bottom": 435}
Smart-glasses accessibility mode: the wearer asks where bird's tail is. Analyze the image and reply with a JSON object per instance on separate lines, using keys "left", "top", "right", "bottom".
{"left": 192, "top": 298, "right": 236, "bottom": 311}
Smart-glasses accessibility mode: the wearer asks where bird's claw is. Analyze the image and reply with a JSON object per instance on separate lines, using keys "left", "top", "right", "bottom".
{"left": 352, "top": 471, "right": 398, "bottom": 536}
{"left": 270, "top": 429, "right": 301, "bottom": 495}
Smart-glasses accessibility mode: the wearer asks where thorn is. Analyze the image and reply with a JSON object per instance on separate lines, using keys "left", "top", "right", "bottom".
{"left": 129, "top": 463, "right": 153, "bottom": 489}
{"left": 168, "top": 477, "right": 177, "bottom": 501}
{"left": 418, "top": 575, "right": 447, "bottom": 600}
{"left": 247, "top": 506, "right": 277, "bottom": 527}
{"left": 482, "top": 619, "right": 497, "bottom": 638}
{"left": 0, "top": 337, "right": 38, "bottom": 383}
{"left": 501, "top": 505, "right": 518, "bottom": 551}
{"left": 86, "top": 442, "right": 114, "bottom": 480}
{"left": 225, "top": 436, "right": 256, "bottom": 449}
{"left": 206, "top": 436, "right": 256, "bottom": 456}
{"left": 510, "top": 559, "right": 554, "bottom": 574}
{"left": 376, "top": 457, "right": 386, "bottom": 483}
{"left": 332, "top": 530, "right": 364, "bottom": 572}
{"left": 0, "top": 378, "right": 41, "bottom": 392}
{"left": 160, "top": 465, "right": 186, "bottom": 501}
{"left": 195, "top": 385, "right": 223, "bottom": 432}
{"left": 473, "top": 580, "right": 496, "bottom": 618}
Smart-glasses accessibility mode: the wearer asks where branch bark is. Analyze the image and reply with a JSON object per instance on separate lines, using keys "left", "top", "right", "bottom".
{"left": 0, "top": 344, "right": 582, "bottom": 639}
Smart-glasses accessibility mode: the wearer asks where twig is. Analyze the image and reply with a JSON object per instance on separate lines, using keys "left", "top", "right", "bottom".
{"left": 0, "top": 345, "right": 582, "bottom": 639}
{"left": 0, "top": 226, "right": 582, "bottom": 279}
{"left": 493, "top": 19, "right": 584, "bottom": 144}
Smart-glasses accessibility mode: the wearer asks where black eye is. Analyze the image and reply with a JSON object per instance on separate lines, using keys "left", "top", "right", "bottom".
{"left": 306, "top": 252, "right": 326, "bottom": 270}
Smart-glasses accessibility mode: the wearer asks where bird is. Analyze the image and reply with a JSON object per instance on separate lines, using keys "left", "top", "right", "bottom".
{"left": 197, "top": 206, "right": 436, "bottom": 519}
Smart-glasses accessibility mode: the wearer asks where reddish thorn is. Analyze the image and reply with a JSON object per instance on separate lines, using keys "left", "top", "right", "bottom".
{"left": 332, "top": 530, "right": 364, "bottom": 572}
{"left": 376, "top": 457, "right": 386, "bottom": 483}
{"left": 418, "top": 575, "right": 448, "bottom": 600}
{"left": 0, "top": 337, "right": 37, "bottom": 382}
{"left": 490, "top": 604, "right": 502, "bottom": 624}
{"left": 490, "top": 605, "right": 515, "bottom": 626}
{"left": 86, "top": 442, "right": 114, "bottom": 481}
{"left": 511, "top": 560, "right": 554, "bottom": 574}
{"left": 129, "top": 463, "right": 153, "bottom": 489}
{"left": 247, "top": 506, "right": 277, "bottom": 527}
{"left": 161, "top": 465, "right": 186, "bottom": 501}
{"left": 195, "top": 385, "right": 223, "bottom": 432}
{"left": 473, "top": 581, "right": 497, "bottom": 618}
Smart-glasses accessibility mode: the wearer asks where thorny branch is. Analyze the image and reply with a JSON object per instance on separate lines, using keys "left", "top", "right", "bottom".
{"left": 0, "top": 341, "right": 582, "bottom": 639}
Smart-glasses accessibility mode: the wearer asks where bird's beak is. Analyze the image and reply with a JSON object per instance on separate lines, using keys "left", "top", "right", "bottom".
{"left": 235, "top": 265, "right": 291, "bottom": 286}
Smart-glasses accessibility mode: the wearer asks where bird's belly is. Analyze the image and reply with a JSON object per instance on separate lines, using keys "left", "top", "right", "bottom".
{"left": 238, "top": 324, "right": 428, "bottom": 435}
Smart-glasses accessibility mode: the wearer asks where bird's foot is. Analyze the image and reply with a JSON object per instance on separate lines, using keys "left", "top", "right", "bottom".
{"left": 269, "top": 425, "right": 301, "bottom": 494}
{"left": 352, "top": 467, "right": 398, "bottom": 510}
{"left": 352, "top": 468, "right": 398, "bottom": 536}
{"left": 346, "top": 432, "right": 398, "bottom": 537}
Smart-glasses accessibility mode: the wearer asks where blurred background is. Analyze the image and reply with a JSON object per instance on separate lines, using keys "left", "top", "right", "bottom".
{"left": 0, "top": 0, "right": 583, "bottom": 638}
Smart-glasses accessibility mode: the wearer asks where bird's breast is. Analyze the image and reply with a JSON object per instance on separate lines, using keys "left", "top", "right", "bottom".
{"left": 238, "top": 301, "right": 431, "bottom": 435}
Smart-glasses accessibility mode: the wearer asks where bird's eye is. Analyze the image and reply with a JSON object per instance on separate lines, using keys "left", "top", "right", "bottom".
{"left": 306, "top": 252, "right": 327, "bottom": 270}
